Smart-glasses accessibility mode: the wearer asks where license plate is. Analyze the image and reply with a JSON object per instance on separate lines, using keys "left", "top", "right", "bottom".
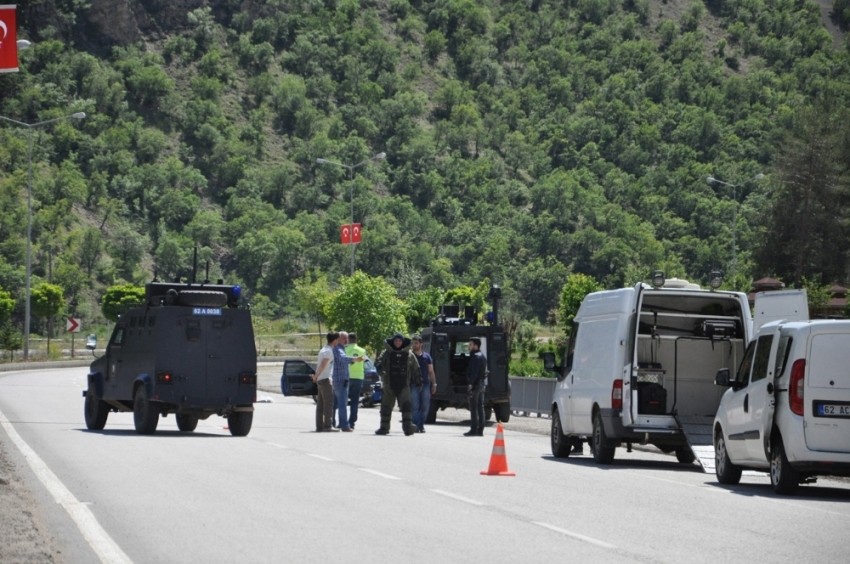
{"left": 814, "top": 401, "right": 850, "bottom": 418}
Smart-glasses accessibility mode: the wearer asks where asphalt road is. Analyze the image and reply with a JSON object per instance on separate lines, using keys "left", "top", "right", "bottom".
{"left": 2, "top": 366, "right": 850, "bottom": 563}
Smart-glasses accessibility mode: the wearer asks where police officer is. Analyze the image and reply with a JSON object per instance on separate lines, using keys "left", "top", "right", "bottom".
{"left": 464, "top": 337, "right": 488, "bottom": 436}
{"left": 374, "top": 333, "right": 419, "bottom": 436}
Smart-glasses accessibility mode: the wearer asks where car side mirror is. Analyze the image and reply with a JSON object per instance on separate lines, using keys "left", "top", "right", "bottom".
{"left": 714, "top": 368, "right": 731, "bottom": 387}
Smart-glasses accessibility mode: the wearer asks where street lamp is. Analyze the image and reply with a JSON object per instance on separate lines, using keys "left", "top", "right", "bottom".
{"left": 316, "top": 151, "right": 386, "bottom": 275}
{"left": 706, "top": 173, "right": 764, "bottom": 276}
{"left": 0, "top": 111, "right": 87, "bottom": 360}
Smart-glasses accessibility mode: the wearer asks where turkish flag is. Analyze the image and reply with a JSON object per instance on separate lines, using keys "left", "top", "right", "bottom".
{"left": 351, "top": 223, "right": 362, "bottom": 244}
{"left": 0, "top": 5, "right": 18, "bottom": 74}
{"left": 340, "top": 224, "right": 351, "bottom": 244}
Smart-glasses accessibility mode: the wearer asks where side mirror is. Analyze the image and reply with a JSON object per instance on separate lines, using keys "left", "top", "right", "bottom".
{"left": 714, "top": 368, "right": 731, "bottom": 387}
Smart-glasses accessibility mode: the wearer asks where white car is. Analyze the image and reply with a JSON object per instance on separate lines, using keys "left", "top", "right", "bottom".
{"left": 713, "top": 320, "right": 850, "bottom": 493}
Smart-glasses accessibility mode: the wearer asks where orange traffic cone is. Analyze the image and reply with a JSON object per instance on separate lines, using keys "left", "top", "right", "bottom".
{"left": 480, "top": 422, "right": 515, "bottom": 476}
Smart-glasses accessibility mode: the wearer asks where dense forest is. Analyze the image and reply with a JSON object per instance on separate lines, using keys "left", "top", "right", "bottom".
{"left": 1, "top": 0, "right": 850, "bottom": 345}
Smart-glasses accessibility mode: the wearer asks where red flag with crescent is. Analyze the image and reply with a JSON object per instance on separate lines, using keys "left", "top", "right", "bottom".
{"left": 351, "top": 223, "right": 362, "bottom": 244}
{"left": 0, "top": 5, "right": 18, "bottom": 73}
{"left": 340, "top": 224, "right": 352, "bottom": 244}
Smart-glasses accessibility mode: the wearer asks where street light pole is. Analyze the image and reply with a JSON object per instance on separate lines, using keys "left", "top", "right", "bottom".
{"left": 707, "top": 173, "right": 764, "bottom": 277}
{"left": 0, "top": 111, "right": 87, "bottom": 360}
{"left": 316, "top": 152, "right": 386, "bottom": 275}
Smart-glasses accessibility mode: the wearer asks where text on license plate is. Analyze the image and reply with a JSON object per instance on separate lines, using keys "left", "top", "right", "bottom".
{"left": 816, "top": 403, "right": 850, "bottom": 417}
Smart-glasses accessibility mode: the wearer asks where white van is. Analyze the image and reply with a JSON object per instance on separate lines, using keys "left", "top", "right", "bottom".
{"left": 714, "top": 319, "right": 850, "bottom": 493}
{"left": 545, "top": 275, "right": 806, "bottom": 470}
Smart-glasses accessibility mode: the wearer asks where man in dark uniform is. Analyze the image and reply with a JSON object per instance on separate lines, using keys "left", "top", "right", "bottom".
{"left": 374, "top": 333, "right": 419, "bottom": 436}
{"left": 464, "top": 337, "right": 488, "bottom": 436}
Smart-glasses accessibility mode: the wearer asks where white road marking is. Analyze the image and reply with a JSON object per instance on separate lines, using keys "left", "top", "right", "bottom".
{"left": 0, "top": 409, "right": 133, "bottom": 564}
{"left": 430, "top": 489, "right": 484, "bottom": 506}
{"left": 359, "top": 468, "right": 401, "bottom": 480}
{"left": 532, "top": 521, "right": 617, "bottom": 549}
{"left": 267, "top": 442, "right": 289, "bottom": 449}
{"left": 307, "top": 453, "right": 334, "bottom": 461}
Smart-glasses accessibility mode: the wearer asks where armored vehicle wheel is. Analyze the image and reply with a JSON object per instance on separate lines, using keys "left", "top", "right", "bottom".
{"left": 714, "top": 431, "right": 742, "bottom": 485}
{"left": 177, "top": 290, "right": 228, "bottom": 308}
{"left": 227, "top": 411, "right": 253, "bottom": 436}
{"left": 494, "top": 402, "right": 511, "bottom": 423}
{"left": 84, "top": 389, "right": 109, "bottom": 430}
{"left": 770, "top": 436, "right": 799, "bottom": 494}
{"left": 591, "top": 411, "right": 616, "bottom": 464}
{"left": 550, "top": 407, "right": 572, "bottom": 458}
{"left": 675, "top": 446, "right": 696, "bottom": 464}
{"left": 176, "top": 413, "right": 199, "bottom": 432}
{"left": 133, "top": 386, "right": 159, "bottom": 435}
{"left": 484, "top": 406, "right": 493, "bottom": 421}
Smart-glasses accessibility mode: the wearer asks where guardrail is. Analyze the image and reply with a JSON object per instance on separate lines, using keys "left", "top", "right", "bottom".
{"left": 509, "top": 376, "right": 555, "bottom": 418}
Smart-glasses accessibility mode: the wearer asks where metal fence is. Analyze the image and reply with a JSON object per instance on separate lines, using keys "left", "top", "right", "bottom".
{"left": 508, "top": 376, "right": 555, "bottom": 418}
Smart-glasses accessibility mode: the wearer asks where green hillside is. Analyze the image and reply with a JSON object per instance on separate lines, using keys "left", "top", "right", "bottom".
{"left": 1, "top": 0, "right": 849, "bottom": 337}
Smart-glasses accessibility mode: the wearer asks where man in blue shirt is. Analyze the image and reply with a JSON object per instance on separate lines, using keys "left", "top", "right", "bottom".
{"left": 332, "top": 331, "right": 362, "bottom": 432}
{"left": 410, "top": 334, "right": 436, "bottom": 433}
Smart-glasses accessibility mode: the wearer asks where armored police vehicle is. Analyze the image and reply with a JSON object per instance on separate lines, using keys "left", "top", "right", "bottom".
{"left": 83, "top": 281, "right": 257, "bottom": 436}
{"left": 422, "top": 285, "right": 511, "bottom": 424}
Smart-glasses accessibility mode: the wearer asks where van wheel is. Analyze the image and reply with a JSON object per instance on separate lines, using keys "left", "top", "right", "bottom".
{"left": 714, "top": 431, "right": 742, "bottom": 485}
{"left": 675, "top": 447, "right": 696, "bottom": 464}
{"left": 770, "top": 437, "right": 799, "bottom": 494}
{"left": 84, "top": 389, "right": 109, "bottom": 430}
{"left": 176, "top": 413, "right": 199, "bottom": 432}
{"left": 550, "top": 408, "right": 571, "bottom": 458}
{"left": 228, "top": 411, "right": 253, "bottom": 436}
{"left": 133, "top": 386, "right": 159, "bottom": 435}
{"left": 591, "top": 411, "right": 615, "bottom": 464}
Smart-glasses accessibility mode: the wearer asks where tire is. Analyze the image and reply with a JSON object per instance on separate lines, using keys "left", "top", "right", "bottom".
{"left": 177, "top": 290, "right": 228, "bottom": 308}
{"left": 714, "top": 431, "right": 742, "bottom": 485}
{"left": 485, "top": 406, "right": 493, "bottom": 421}
{"left": 550, "top": 408, "right": 572, "bottom": 458}
{"left": 176, "top": 413, "right": 199, "bottom": 432}
{"left": 675, "top": 446, "right": 696, "bottom": 464}
{"left": 84, "top": 389, "right": 109, "bottom": 430}
{"left": 227, "top": 411, "right": 253, "bottom": 437}
{"left": 770, "top": 436, "right": 800, "bottom": 494}
{"left": 133, "top": 386, "right": 159, "bottom": 435}
{"left": 591, "top": 411, "right": 616, "bottom": 464}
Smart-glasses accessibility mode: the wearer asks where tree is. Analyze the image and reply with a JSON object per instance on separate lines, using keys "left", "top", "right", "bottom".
{"left": 101, "top": 284, "right": 145, "bottom": 322}
{"left": 293, "top": 271, "right": 332, "bottom": 349}
{"left": 404, "top": 287, "right": 444, "bottom": 333}
{"left": 31, "top": 283, "right": 65, "bottom": 354}
{"left": 558, "top": 273, "right": 603, "bottom": 338}
{"left": 0, "top": 287, "right": 13, "bottom": 323}
{"left": 324, "top": 272, "right": 407, "bottom": 354}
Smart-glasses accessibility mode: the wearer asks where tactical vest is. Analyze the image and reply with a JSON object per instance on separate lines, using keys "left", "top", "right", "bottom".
{"left": 386, "top": 350, "right": 409, "bottom": 394}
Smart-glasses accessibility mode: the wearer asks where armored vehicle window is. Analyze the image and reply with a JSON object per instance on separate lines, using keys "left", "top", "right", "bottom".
{"left": 112, "top": 327, "right": 125, "bottom": 347}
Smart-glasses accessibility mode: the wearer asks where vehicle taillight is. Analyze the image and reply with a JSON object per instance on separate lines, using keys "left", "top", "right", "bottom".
{"left": 789, "top": 359, "right": 805, "bottom": 416}
{"left": 156, "top": 372, "right": 173, "bottom": 384}
{"left": 612, "top": 379, "right": 623, "bottom": 410}
{"left": 239, "top": 372, "right": 257, "bottom": 385}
